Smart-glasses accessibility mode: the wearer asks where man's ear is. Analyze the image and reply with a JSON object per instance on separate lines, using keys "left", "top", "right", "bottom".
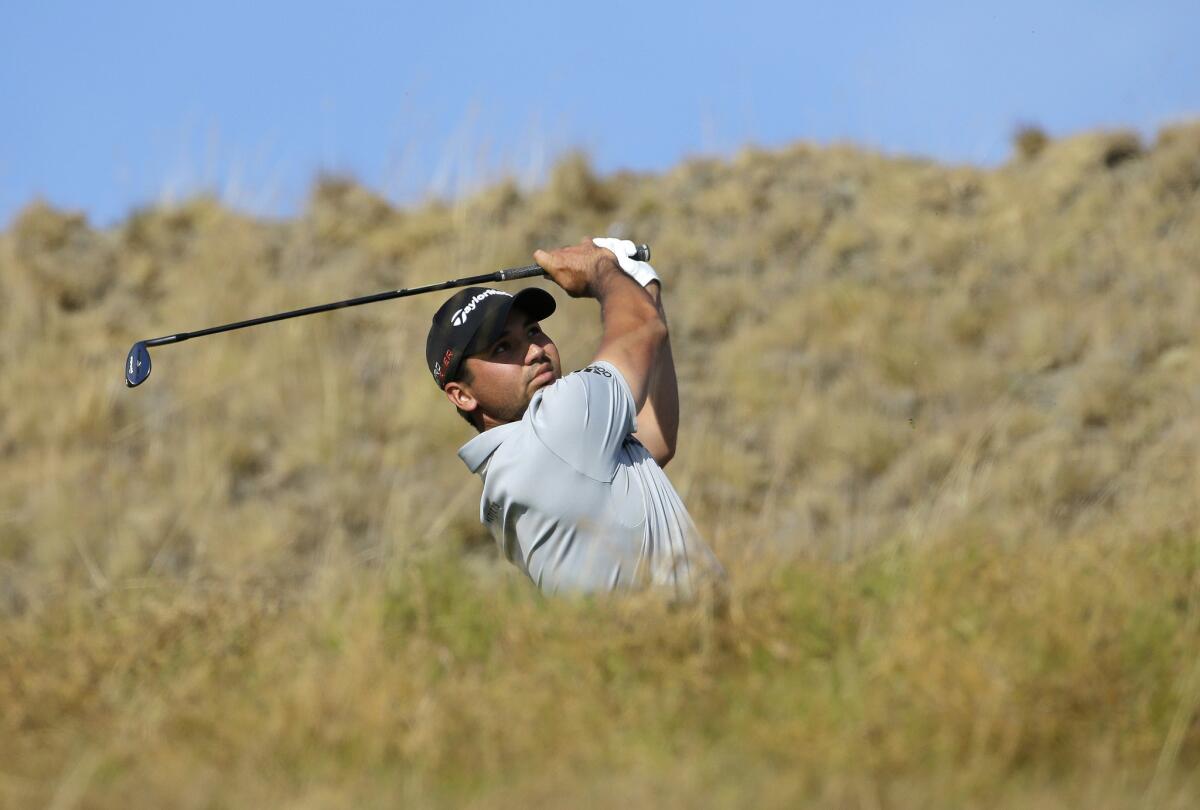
{"left": 444, "top": 381, "right": 477, "bottom": 413}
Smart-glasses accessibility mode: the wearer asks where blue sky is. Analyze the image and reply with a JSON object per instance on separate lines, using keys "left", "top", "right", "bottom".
{"left": 2, "top": 0, "right": 1197, "bottom": 227}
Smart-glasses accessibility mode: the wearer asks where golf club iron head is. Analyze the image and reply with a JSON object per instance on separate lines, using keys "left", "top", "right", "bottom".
{"left": 125, "top": 341, "right": 151, "bottom": 387}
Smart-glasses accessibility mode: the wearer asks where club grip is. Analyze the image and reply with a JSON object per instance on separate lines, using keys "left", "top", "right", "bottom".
{"left": 500, "top": 264, "right": 548, "bottom": 281}
{"left": 500, "top": 243, "right": 650, "bottom": 282}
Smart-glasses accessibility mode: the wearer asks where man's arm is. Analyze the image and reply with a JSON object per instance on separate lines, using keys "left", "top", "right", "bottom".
{"left": 533, "top": 240, "right": 665, "bottom": 412}
{"left": 631, "top": 282, "right": 678, "bottom": 466}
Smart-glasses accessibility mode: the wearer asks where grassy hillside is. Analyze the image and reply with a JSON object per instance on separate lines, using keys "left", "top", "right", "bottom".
{"left": 1, "top": 123, "right": 1198, "bottom": 807}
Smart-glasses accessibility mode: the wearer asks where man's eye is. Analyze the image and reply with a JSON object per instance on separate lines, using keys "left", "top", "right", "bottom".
{"left": 528, "top": 325, "right": 542, "bottom": 336}
{"left": 492, "top": 342, "right": 509, "bottom": 356}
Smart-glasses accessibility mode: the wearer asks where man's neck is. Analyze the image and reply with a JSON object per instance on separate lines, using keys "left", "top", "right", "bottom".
{"left": 480, "top": 410, "right": 524, "bottom": 432}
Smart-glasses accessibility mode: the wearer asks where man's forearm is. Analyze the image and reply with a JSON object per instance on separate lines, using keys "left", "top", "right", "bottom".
{"left": 592, "top": 266, "right": 666, "bottom": 411}
{"left": 633, "top": 283, "right": 679, "bottom": 465}
{"left": 533, "top": 240, "right": 668, "bottom": 414}
{"left": 593, "top": 266, "right": 661, "bottom": 334}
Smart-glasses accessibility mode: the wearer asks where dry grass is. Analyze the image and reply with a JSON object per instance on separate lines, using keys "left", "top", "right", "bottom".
{"left": 1, "top": 123, "right": 1199, "bottom": 806}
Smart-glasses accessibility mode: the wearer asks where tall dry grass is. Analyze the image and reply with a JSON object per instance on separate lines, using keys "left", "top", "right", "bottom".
{"left": 1, "top": 124, "right": 1198, "bottom": 807}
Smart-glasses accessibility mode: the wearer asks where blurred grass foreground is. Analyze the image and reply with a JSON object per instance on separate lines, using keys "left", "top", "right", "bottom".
{"left": 2, "top": 123, "right": 1199, "bottom": 807}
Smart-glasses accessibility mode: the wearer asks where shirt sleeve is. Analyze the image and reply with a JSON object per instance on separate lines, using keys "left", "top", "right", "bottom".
{"left": 527, "top": 361, "right": 637, "bottom": 482}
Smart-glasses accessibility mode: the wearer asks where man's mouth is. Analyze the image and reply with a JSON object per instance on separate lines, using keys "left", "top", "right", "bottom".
{"left": 531, "top": 364, "right": 555, "bottom": 387}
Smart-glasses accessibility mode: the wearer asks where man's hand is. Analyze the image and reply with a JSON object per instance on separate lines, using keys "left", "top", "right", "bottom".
{"left": 592, "top": 237, "right": 661, "bottom": 288}
{"left": 533, "top": 240, "right": 623, "bottom": 298}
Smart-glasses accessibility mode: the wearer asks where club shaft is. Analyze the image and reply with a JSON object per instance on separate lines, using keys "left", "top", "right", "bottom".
{"left": 138, "top": 243, "right": 648, "bottom": 348}
{"left": 143, "top": 265, "right": 546, "bottom": 347}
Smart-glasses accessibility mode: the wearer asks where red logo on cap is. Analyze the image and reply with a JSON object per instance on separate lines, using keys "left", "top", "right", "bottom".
{"left": 437, "top": 349, "right": 454, "bottom": 382}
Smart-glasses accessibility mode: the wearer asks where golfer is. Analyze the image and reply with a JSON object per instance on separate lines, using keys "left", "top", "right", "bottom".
{"left": 425, "top": 238, "right": 723, "bottom": 596}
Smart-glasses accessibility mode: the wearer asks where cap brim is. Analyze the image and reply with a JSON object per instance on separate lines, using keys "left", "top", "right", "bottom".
{"left": 466, "top": 287, "right": 557, "bottom": 355}
{"left": 511, "top": 287, "right": 556, "bottom": 321}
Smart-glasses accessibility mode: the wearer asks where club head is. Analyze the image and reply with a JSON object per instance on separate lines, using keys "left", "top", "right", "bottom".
{"left": 125, "top": 341, "right": 151, "bottom": 387}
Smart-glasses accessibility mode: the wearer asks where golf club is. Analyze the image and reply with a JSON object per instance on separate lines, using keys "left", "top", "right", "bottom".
{"left": 124, "top": 244, "right": 651, "bottom": 388}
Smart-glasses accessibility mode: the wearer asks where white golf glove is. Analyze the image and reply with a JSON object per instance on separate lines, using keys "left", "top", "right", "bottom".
{"left": 592, "top": 237, "right": 661, "bottom": 288}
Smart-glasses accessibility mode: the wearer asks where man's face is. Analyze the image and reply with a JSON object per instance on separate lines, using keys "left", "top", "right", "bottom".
{"left": 445, "top": 308, "right": 561, "bottom": 427}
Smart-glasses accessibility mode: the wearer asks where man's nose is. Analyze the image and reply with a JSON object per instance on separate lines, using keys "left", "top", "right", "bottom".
{"left": 527, "top": 342, "right": 547, "bottom": 363}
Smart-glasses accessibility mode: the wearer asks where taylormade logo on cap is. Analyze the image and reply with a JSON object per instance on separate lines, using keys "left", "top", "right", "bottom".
{"left": 451, "top": 289, "right": 511, "bottom": 327}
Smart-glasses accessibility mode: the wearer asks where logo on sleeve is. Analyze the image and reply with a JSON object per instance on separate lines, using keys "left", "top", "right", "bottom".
{"left": 484, "top": 501, "right": 501, "bottom": 524}
{"left": 580, "top": 365, "right": 612, "bottom": 378}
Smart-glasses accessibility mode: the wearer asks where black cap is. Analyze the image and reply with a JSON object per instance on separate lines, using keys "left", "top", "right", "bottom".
{"left": 426, "top": 286, "right": 557, "bottom": 388}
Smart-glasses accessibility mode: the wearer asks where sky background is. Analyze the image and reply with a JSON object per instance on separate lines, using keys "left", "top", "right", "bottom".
{"left": 2, "top": 0, "right": 1198, "bottom": 227}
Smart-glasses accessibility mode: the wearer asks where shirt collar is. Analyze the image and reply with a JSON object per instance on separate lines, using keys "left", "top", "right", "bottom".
{"left": 457, "top": 421, "right": 521, "bottom": 474}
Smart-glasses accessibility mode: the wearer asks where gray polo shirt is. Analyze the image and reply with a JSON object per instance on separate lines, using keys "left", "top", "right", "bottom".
{"left": 458, "top": 361, "right": 722, "bottom": 596}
